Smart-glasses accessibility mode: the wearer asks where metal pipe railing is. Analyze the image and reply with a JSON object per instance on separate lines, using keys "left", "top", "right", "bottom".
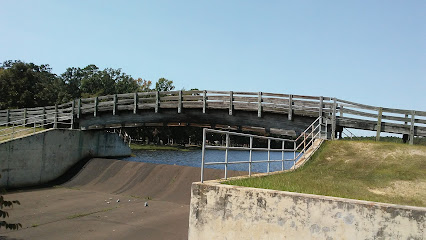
{"left": 200, "top": 116, "right": 326, "bottom": 182}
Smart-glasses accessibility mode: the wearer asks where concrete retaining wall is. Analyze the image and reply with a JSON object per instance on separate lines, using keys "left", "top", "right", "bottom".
{"left": 0, "top": 129, "right": 131, "bottom": 188}
{"left": 189, "top": 181, "right": 426, "bottom": 240}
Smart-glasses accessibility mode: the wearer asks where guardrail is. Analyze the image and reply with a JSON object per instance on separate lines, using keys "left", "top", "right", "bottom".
{"left": 335, "top": 98, "right": 426, "bottom": 143}
{"left": 200, "top": 116, "right": 325, "bottom": 182}
{"left": 0, "top": 90, "right": 425, "bottom": 141}
{"left": 0, "top": 112, "right": 73, "bottom": 142}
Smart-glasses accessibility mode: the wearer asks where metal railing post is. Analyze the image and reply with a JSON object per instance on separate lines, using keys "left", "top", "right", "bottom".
{"left": 249, "top": 136, "right": 253, "bottom": 177}
{"left": 225, "top": 133, "right": 229, "bottom": 179}
{"left": 267, "top": 139, "right": 271, "bottom": 173}
{"left": 303, "top": 132, "right": 306, "bottom": 153}
{"left": 201, "top": 128, "right": 206, "bottom": 182}
{"left": 281, "top": 140, "right": 285, "bottom": 171}
{"left": 293, "top": 141, "right": 296, "bottom": 168}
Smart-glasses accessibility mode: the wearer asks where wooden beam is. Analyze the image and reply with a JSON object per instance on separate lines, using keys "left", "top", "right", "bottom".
{"left": 94, "top": 97, "right": 98, "bottom": 117}
{"left": 331, "top": 98, "right": 337, "bottom": 140}
{"left": 54, "top": 104, "right": 58, "bottom": 128}
{"left": 203, "top": 90, "right": 207, "bottom": 113}
{"left": 23, "top": 108, "right": 27, "bottom": 125}
{"left": 70, "top": 100, "right": 75, "bottom": 129}
{"left": 155, "top": 91, "right": 159, "bottom": 113}
{"left": 77, "top": 98, "right": 81, "bottom": 119}
{"left": 409, "top": 110, "right": 415, "bottom": 145}
{"left": 133, "top": 92, "right": 138, "bottom": 114}
{"left": 258, "top": 92, "right": 262, "bottom": 118}
{"left": 42, "top": 107, "right": 46, "bottom": 125}
{"left": 288, "top": 95, "right": 293, "bottom": 120}
{"left": 6, "top": 109, "right": 10, "bottom": 126}
{"left": 229, "top": 91, "right": 233, "bottom": 116}
{"left": 113, "top": 94, "right": 117, "bottom": 115}
{"left": 178, "top": 90, "right": 182, "bottom": 113}
{"left": 376, "top": 107, "right": 382, "bottom": 141}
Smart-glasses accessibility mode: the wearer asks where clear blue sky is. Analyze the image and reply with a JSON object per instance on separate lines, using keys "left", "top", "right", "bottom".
{"left": 1, "top": 0, "right": 425, "bottom": 111}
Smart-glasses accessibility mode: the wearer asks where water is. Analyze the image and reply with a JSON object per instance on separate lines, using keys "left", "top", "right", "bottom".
{"left": 122, "top": 149, "right": 299, "bottom": 173}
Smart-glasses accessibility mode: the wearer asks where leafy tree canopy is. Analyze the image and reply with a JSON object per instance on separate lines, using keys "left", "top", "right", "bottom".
{"left": 155, "top": 78, "right": 175, "bottom": 91}
{"left": 1, "top": 60, "right": 182, "bottom": 109}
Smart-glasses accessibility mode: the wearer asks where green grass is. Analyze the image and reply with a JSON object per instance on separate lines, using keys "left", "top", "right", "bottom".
{"left": 130, "top": 143, "right": 199, "bottom": 151}
{"left": 225, "top": 140, "right": 426, "bottom": 207}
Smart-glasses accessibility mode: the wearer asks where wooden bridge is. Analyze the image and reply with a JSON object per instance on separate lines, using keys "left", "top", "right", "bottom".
{"left": 1, "top": 90, "right": 425, "bottom": 144}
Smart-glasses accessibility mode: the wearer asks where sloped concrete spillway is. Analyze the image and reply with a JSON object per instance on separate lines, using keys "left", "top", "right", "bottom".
{"left": 0, "top": 129, "right": 131, "bottom": 189}
{"left": 1, "top": 158, "right": 246, "bottom": 240}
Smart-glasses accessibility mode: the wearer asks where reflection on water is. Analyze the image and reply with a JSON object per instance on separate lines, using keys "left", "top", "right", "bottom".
{"left": 122, "top": 149, "right": 300, "bottom": 173}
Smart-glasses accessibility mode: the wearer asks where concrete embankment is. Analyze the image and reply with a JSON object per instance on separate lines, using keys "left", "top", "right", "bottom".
{"left": 1, "top": 158, "right": 247, "bottom": 240}
{"left": 63, "top": 158, "right": 246, "bottom": 204}
{"left": 0, "top": 129, "right": 131, "bottom": 188}
{"left": 189, "top": 179, "right": 426, "bottom": 240}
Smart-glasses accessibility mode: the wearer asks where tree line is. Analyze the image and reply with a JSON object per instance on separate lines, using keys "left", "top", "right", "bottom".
{"left": 0, "top": 60, "right": 175, "bottom": 109}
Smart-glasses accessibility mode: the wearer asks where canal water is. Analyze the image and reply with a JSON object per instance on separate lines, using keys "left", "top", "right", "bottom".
{"left": 122, "top": 149, "right": 298, "bottom": 173}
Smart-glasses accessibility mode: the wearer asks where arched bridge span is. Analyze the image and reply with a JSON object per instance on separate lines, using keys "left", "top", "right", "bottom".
{"left": 1, "top": 90, "right": 426, "bottom": 142}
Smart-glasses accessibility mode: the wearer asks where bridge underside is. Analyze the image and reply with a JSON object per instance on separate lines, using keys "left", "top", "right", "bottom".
{"left": 77, "top": 109, "right": 319, "bottom": 137}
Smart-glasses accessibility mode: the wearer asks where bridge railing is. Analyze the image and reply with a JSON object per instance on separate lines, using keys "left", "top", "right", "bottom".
{"left": 0, "top": 90, "right": 334, "bottom": 123}
{"left": 334, "top": 98, "right": 426, "bottom": 143}
{"left": 1, "top": 90, "right": 425, "bottom": 141}
{"left": 0, "top": 111, "right": 73, "bottom": 142}
{"left": 200, "top": 116, "right": 325, "bottom": 182}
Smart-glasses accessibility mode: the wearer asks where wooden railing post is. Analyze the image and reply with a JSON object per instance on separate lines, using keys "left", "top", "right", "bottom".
{"left": 258, "top": 92, "right": 262, "bottom": 118}
{"left": 340, "top": 105, "right": 344, "bottom": 117}
{"left": 229, "top": 91, "right": 233, "bottom": 116}
{"left": 23, "top": 108, "right": 27, "bottom": 126}
{"left": 94, "top": 96, "right": 98, "bottom": 117}
{"left": 409, "top": 110, "right": 415, "bottom": 145}
{"left": 6, "top": 109, "right": 10, "bottom": 126}
{"left": 155, "top": 91, "right": 159, "bottom": 113}
{"left": 113, "top": 94, "right": 117, "bottom": 115}
{"left": 202, "top": 90, "right": 207, "bottom": 113}
{"left": 331, "top": 98, "right": 337, "bottom": 140}
{"left": 42, "top": 107, "right": 46, "bottom": 126}
{"left": 77, "top": 98, "right": 81, "bottom": 119}
{"left": 178, "top": 90, "right": 182, "bottom": 113}
{"left": 288, "top": 95, "right": 293, "bottom": 120}
{"left": 70, "top": 100, "right": 75, "bottom": 129}
{"left": 133, "top": 92, "right": 138, "bottom": 114}
{"left": 376, "top": 107, "right": 383, "bottom": 141}
{"left": 54, "top": 104, "right": 58, "bottom": 128}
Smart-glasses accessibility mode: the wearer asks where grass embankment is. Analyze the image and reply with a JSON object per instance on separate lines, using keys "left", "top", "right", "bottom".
{"left": 130, "top": 143, "right": 200, "bottom": 151}
{"left": 225, "top": 140, "right": 426, "bottom": 207}
{"left": 0, "top": 126, "right": 44, "bottom": 142}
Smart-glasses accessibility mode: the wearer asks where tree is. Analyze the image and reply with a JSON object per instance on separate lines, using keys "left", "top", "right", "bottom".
{"left": 0, "top": 60, "right": 63, "bottom": 109}
{"left": 79, "top": 65, "right": 139, "bottom": 97}
{"left": 154, "top": 78, "right": 175, "bottom": 91}
{"left": 136, "top": 78, "right": 152, "bottom": 92}
{"left": 0, "top": 174, "right": 21, "bottom": 230}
